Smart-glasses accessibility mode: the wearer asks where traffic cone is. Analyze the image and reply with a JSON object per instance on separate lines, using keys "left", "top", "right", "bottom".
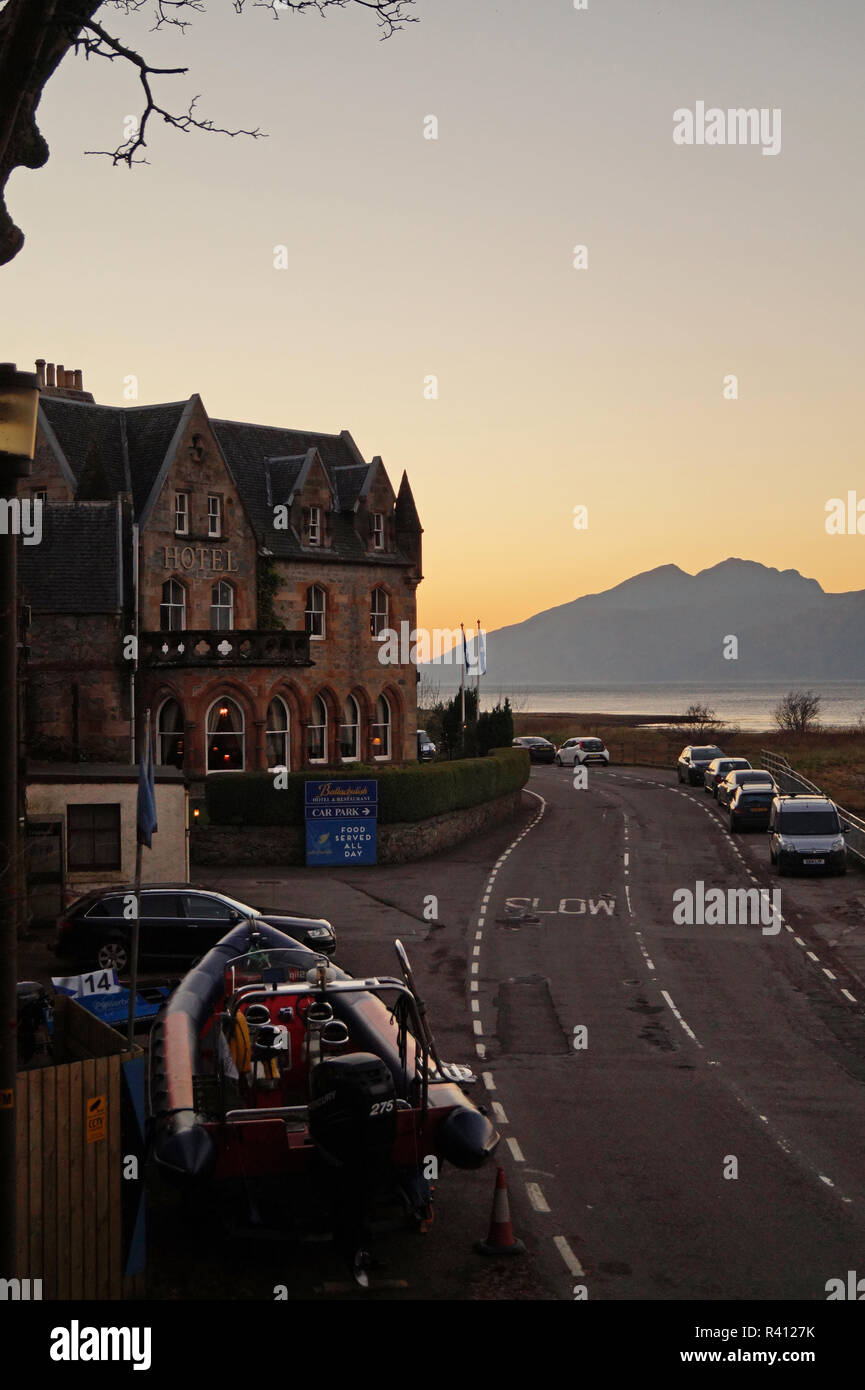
{"left": 474, "top": 1164, "right": 525, "bottom": 1256}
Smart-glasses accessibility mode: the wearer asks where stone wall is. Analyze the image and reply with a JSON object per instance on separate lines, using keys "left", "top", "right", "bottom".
{"left": 25, "top": 612, "right": 130, "bottom": 759}
{"left": 191, "top": 788, "right": 525, "bottom": 867}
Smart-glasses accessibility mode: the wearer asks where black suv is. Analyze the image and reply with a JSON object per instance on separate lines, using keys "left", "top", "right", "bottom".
{"left": 55, "top": 885, "right": 336, "bottom": 973}
{"left": 677, "top": 745, "right": 724, "bottom": 785}
{"left": 513, "top": 736, "right": 556, "bottom": 764}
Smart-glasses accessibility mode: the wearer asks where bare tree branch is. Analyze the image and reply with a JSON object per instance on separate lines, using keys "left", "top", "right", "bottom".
{"left": 0, "top": 0, "right": 418, "bottom": 264}
{"left": 78, "top": 17, "right": 265, "bottom": 164}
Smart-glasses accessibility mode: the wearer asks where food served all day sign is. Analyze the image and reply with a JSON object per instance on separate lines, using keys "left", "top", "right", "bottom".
{"left": 304, "top": 780, "right": 378, "bottom": 866}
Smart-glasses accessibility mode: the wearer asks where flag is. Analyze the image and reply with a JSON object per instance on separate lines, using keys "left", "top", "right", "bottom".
{"left": 477, "top": 627, "right": 486, "bottom": 676}
{"left": 137, "top": 718, "right": 158, "bottom": 848}
{"left": 462, "top": 624, "right": 470, "bottom": 669}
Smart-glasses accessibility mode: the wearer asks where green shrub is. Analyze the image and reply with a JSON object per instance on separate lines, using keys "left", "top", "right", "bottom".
{"left": 204, "top": 748, "right": 529, "bottom": 827}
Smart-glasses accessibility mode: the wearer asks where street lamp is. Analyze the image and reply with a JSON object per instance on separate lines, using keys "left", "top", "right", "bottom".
{"left": 0, "top": 362, "right": 40, "bottom": 1276}
{"left": 0, "top": 363, "right": 40, "bottom": 470}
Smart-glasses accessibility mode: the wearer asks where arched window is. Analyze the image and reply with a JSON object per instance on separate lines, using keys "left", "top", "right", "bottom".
{"left": 372, "top": 694, "right": 391, "bottom": 760}
{"left": 207, "top": 698, "right": 244, "bottom": 771}
{"left": 211, "top": 580, "right": 234, "bottom": 631}
{"left": 307, "top": 695, "right": 327, "bottom": 763}
{"left": 157, "top": 699, "right": 184, "bottom": 767}
{"left": 370, "top": 587, "right": 388, "bottom": 638}
{"left": 340, "top": 695, "right": 360, "bottom": 761}
{"left": 305, "top": 585, "right": 326, "bottom": 640}
{"left": 160, "top": 578, "right": 185, "bottom": 632}
{"left": 266, "top": 697, "right": 290, "bottom": 770}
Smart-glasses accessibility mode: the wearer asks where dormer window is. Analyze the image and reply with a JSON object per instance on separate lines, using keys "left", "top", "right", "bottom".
{"left": 372, "top": 512, "right": 384, "bottom": 550}
{"left": 174, "top": 492, "right": 189, "bottom": 535}
{"left": 308, "top": 506, "right": 321, "bottom": 547}
{"left": 207, "top": 494, "right": 222, "bottom": 538}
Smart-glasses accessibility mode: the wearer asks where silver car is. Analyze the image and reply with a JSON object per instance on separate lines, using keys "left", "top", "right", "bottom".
{"left": 768, "top": 795, "right": 848, "bottom": 876}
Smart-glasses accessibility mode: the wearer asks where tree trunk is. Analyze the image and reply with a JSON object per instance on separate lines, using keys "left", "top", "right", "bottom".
{"left": 0, "top": 1, "right": 100, "bottom": 265}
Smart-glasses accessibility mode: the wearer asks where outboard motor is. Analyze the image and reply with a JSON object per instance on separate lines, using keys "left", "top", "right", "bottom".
{"left": 308, "top": 1052, "right": 397, "bottom": 1281}
{"left": 308, "top": 1052, "right": 396, "bottom": 1166}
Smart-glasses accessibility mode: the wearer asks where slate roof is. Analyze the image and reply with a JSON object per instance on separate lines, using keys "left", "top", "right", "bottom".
{"left": 266, "top": 456, "right": 307, "bottom": 507}
{"left": 35, "top": 399, "right": 420, "bottom": 570}
{"left": 19, "top": 503, "right": 123, "bottom": 613}
{"left": 124, "top": 401, "right": 189, "bottom": 517}
{"left": 38, "top": 398, "right": 128, "bottom": 498}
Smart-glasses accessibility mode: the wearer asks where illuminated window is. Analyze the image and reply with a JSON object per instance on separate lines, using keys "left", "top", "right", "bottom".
{"left": 157, "top": 699, "right": 184, "bottom": 767}
{"left": 207, "top": 698, "right": 244, "bottom": 771}
{"left": 372, "top": 694, "right": 391, "bottom": 761}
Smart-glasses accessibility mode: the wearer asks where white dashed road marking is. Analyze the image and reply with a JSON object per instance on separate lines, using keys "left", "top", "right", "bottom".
{"left": 526, "top": 1182, "right": 551, "bottom": 1214}
{"left": 553, "top": 1235, "right": 585, "bottom": 1278}
{"left": 660, "top": 988, "right": 702, "bottom": 1047}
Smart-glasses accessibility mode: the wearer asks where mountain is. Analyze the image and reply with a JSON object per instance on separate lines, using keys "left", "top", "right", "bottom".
{"left": 424, "top": 559, "right": 865, "bottom": 685}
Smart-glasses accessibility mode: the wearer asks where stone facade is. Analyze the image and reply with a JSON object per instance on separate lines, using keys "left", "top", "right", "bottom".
{"left": 19, "top": 365, "right": 424, "bottom": 782}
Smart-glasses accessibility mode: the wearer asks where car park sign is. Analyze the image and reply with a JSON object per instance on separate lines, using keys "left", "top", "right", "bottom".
{"left": 304, "top": 780, "right": 378, "bottom": 865}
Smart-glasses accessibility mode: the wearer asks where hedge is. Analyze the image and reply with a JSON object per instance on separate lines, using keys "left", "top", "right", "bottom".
{"left": 204, "top": 746, "right": 530, "bottom": 827}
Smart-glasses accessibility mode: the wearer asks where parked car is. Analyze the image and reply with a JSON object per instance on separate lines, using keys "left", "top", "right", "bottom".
{"left": 716, "top": 768, "right": 775, "bottom": 811}
{"left": 555, "top": 737, "right": 610, "bottom": 767}
{"left": 512, "top": 736, "right": 556, "bottom": 764}
{"left": 677, "top": 745, "right": 724, "bottom": 785}
{"left": 768, "top": 795, "right": 848, "bottom": 876}
{"left": 728, "top": 784, "right": 775, "bottom": 832}
{"left": 704, "top": 757, "right": 751, "bottom": 797}
{"left": 417, "top": 729, "right": 437, "bottom": 761}
{"left": 55, "top": 885, "right": 337, "bottom": 973}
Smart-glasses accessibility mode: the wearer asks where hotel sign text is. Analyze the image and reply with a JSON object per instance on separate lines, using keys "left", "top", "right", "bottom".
{"left": 161, "top": 546, "right": 238, "bottom": 571}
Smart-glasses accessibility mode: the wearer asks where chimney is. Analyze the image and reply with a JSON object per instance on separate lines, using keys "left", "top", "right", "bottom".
{"left": 36, "top": 359, "right": 94, "bottom": 402}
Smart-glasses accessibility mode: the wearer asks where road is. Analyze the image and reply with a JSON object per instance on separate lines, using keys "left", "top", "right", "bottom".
{"left": 29, "top": 761, "right": 860, "bottom": 1300}
{"left": 474, "top": 763, "right": 865, "bottom": 1300}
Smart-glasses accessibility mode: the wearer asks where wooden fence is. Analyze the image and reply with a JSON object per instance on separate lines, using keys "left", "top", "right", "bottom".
{"left": 15, "top": 995, "right": 145, "bottom": 1299}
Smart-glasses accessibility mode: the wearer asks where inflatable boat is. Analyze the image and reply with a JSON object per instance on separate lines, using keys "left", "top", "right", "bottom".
{"left": 147, "top": 920, "right": 498, "bottom": 1264}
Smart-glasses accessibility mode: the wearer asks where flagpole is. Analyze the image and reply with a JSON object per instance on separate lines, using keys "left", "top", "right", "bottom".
{"left": 127, "top": 706, "right": 150, "bottom": 1048}
{"left": 460, "top": 622, "right": 466, "bottom": 756}
{"left": 476, "top": 618, "right": 481, "bottom": 710}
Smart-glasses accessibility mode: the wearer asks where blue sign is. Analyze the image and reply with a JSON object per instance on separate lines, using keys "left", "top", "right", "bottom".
{"left": 305, "top": 780, "right": 378, "bottom": 865}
